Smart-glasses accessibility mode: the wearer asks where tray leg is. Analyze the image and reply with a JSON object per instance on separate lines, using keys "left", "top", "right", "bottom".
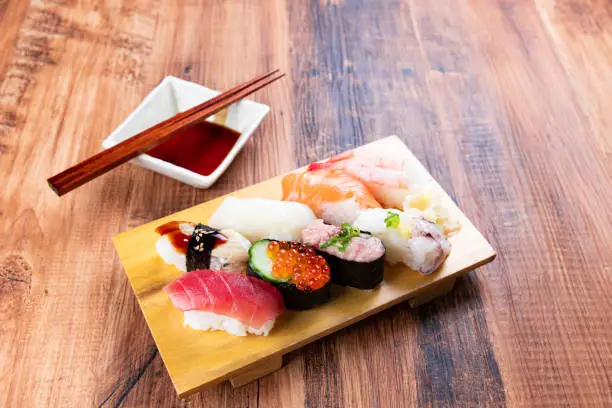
{"left": 408, "top": 278, "right": 456, "bottom": 307}
{"left": 229, "top": 354, "right": 283, "bottom": 388}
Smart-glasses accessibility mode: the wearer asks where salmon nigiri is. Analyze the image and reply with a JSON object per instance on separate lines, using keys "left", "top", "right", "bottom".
{"left": 308, "top": 148, "right": 412, "bottom": 209}
{"left": 165, "top": 269, "right": 284, "bottom": 336}
{"left": 281, "top": 169, "right": 381, "bottom": 225}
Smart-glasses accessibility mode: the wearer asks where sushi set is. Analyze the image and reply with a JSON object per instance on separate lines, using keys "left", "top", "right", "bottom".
{"left": 113, "top": 136, "right": 495, "bottom": 397}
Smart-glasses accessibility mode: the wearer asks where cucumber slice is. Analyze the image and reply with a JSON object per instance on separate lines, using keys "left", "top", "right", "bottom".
{"left": 248, "top": 239, "right": 289, "bottom": 284}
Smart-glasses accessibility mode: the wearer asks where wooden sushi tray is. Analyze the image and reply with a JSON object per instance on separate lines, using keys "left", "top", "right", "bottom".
{"left": 112, "top": 136, "right": 496, "bottom": 398}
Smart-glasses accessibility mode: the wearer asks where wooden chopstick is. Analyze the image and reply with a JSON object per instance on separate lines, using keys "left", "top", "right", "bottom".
{"left": 47, "top": 70, "right": 284, "bottom": 196}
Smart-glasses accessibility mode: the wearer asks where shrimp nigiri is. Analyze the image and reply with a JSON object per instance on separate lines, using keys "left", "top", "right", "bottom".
{"left": 281, "top": 169, "right": 381, "bottom": 225}
{"left": 308, "top": 148, "right": 412, "bottom": 209}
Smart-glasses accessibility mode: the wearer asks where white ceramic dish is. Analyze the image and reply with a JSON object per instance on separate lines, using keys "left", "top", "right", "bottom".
{"left": 101, "top": 76, "right": 270, "bottom": 188}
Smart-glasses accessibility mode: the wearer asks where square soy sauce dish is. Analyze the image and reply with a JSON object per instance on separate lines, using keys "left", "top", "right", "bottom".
{"left": 102, "top": 76, "right": 270, "bottom": 188}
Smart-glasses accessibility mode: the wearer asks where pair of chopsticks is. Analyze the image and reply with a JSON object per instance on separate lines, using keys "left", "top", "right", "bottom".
{"left": 48, "top": 69, "right": 285, "bottom": 196}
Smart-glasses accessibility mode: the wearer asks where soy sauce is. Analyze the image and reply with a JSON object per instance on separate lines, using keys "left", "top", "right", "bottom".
{"left": 148, "top": 121, "right": 241, "bottom": 176}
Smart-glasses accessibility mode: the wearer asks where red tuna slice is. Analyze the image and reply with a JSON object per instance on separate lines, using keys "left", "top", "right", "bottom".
{"left": 195, "top": 270, "right": 234, "bottom": 317}
{"left": 164, "top": 270, "right": 284, "bottom": 329}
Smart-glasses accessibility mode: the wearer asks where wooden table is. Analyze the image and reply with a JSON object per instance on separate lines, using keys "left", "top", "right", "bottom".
{"left": 1, "top": 0, "right": 611, "bottom": 406}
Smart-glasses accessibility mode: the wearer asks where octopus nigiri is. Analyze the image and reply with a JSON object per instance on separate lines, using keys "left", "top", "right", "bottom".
{"left": 353, "top": 208, "right": 451, "bottom": 275}
{"left": 281, "top": 169, "right": 381, "bottom": 225}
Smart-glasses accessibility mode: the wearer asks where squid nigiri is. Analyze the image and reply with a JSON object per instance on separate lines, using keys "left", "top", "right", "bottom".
{"left": 165, "top": 269, "right": 284, "bottom": 336}
{"left": 208, "top": 197, "right": 316, "bottom": 242}
{"left": 281, "top": 169, "right": 381, "bottom": 225}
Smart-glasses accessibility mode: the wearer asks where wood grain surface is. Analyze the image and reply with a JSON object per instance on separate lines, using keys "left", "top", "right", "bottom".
{"left": 0, "top": 0, "right": 611, "bottom": 407}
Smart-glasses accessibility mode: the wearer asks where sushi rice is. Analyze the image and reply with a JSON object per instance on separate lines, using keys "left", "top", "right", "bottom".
{"left": 156, "top": 235, "right": 188, "bottom": 271}
{"left": 183, "top": 311, "right": 276, "bottom": 336}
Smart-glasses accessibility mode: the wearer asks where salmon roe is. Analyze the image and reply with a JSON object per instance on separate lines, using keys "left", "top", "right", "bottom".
{"left": 266, "top": 241, "right": 330, "bottom": 291}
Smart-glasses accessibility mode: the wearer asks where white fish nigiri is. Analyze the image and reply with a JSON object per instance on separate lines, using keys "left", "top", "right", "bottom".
{"left": 353, "top": 208, "right": 451, "bottom": 275}
{"left": 208, "top": 197, "right": 316, "bottom": 242}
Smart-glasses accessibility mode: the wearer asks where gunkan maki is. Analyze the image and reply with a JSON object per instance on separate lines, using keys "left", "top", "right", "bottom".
{"left": 302, "top": 220, "right": 385, "bottom": 289}
{"left": 247, "top": 239, "right": 331, "bottom": 310}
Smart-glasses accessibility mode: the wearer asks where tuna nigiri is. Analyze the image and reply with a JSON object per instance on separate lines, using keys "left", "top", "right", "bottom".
{"left": 307, "top": 148, "right": 413, "bottom": 209}
{"left": 281, "top": 169, "right": 381, "bottom": 225}
{"left": 164, "top": 269, "right": 284, "bottom": 336}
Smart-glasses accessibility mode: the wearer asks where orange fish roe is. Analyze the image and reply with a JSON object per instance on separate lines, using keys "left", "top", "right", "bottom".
{"left": 266, "top": 241, "right": 330, "bottom": 291}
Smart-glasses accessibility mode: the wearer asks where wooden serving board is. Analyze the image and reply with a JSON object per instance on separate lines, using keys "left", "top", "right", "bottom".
{"left": 112, "top": 136, "right": 495, "bottom": 398}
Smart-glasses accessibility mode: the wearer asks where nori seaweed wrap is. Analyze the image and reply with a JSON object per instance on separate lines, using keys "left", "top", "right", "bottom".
{"left": 247, "top": 239, "right": 331, "bottom": 310}
{"left": 186, "top": 223, "right": 226, "bottom": 271}
{"left": 302, "top": 220, "right": 386, "bottom": 289}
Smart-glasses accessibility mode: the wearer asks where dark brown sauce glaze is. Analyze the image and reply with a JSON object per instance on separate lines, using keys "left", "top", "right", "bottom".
{"left": 155, "top": 221, "right": 228, "bottom": 254}
{"left": 147, "top": 121, "right": 241, "bottom": 176}
{"left": 155, "top": 221, "right": 192, "bottom": 254}
{"left": 155, "top": 221, "right": 187, "bottom": 235}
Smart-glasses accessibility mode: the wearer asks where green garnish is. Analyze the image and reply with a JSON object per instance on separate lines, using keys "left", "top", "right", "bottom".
{"left": 319, "top": 223, "right": 361, "bottom": 252}
{"left": 384, "top": 211, "right": 400, "bottom": 228}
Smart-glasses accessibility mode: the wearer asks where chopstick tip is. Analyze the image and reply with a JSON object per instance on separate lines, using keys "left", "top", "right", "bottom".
{"left": 47, "top": 178, "right": 62, "bottom": 196}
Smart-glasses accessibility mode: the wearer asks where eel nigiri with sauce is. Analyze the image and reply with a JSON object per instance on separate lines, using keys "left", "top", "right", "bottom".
{"left": 155, "top": 221, "right": 251, "bottom": 273}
